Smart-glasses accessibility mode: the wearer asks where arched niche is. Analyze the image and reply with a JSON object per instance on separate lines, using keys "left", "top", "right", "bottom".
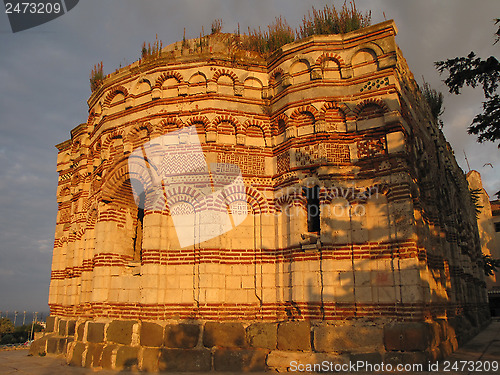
{"left": 352, "top": 48, "right": 379, "bottom": 76}
{"left": 243, "top": 77, "right": 263, "bottom": 99}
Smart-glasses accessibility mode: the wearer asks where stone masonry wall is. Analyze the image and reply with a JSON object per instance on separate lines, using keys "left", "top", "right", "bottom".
{"left": 41, "top": 20, "right": 489, "bottom": 371}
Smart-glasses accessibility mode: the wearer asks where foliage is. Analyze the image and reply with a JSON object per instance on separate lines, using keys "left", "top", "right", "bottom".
{"left": 0, "top": 318, "right": 14, "bottom": 335}
{"left": 89, "top": 62, "right": 104, "bottom": 92}
{"left": 297, "top": 1, "right": 371, "bottom": 39}
{"left": 141, "top": 34, "right": 163, "bottom": 60}
{"left": 240, "top": 1, "right": 371, "bottom": 55}
{"left": 242, "top": 16, "right": 296, "bottom": 54}
{"left": 482, "top": 253, "right": 500, "bottom": 276}
{"left": 469, "top": 188, "right": 484, "bottom": 218}
{"left": 435, "top": 19, "right": 500, "bottom": 146}
{"left": 422, "top": 80, "right": 445, "bottom": 127}
{"left": 211, "top": 19, "right": 223, "bottom": 34}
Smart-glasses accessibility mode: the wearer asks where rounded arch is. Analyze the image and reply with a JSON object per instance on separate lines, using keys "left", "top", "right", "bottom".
{"left": 103, "top": 86, "right": 129, "bottom": 108}
{"left": 213, "top": 114, "right": 242, "bottom": 134}
{"left": 212, "top": 69, "right": 239, "bottom": 85}
{"left": 160, "top": 117, "right": 184, "bottom": 133}
{"left": 244, "top": 119, "right": 271, "bottom": 139}
{"left": 163, "top": 185, "right": 206, "bottom": 213}
{"left": 316, "top": 53, "right": 346, "bottom": 68}
{"left": 353, "top": 99, "right": 389, "bottom": 120}
{"left": 348, "top": 42, "right": 384, "bottom": 65}
{"left": 127, "top": 122, "right": 153, "bottom": 145}
{"left": 290, "top": 105, "right": 319, "bottom": 128}
{"left": 133, "top": 77, "right": 152, "bottom": 94}
{"left": 274, "top": 113, "right": 289, "bottom": 136}
{"left": 188, "top": 71, "right": 207, "bottom": 84}
{"left": 154, "top": 71, "right": 183, "bottom": 88}
{"left": 186, "top": 115, "right": 210, "bottom": 133}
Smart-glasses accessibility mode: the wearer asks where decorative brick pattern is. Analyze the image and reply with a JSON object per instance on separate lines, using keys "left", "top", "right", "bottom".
{"left": 357, "top": 137, "right": 386, "bottom": 159}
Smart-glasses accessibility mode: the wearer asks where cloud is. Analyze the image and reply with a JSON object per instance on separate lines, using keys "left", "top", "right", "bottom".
{"left": 0, "top": 0, "right": 499, "bottom": 312}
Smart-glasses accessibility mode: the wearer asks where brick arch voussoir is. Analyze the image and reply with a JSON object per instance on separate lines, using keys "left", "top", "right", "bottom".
{"left": 102, "top": 129, "right": 125, "bottom": 150}
{"left": 155, "top": 71, "right": 184, "bottom": 88}
{"left": 186, "top": 116, "right": 210, "bottom": 133}
{"left": 159, "top": 117, "right": 184, "bottom": 133}
{"left": 290, "top": 105, "right": 320, "bottom": 124}
{"left": 164, "top": 188, "right": 206, "bottom": 212}
{"left": 212, "top": 69, "right": 239, "bottom": 84}
{"left": 353, "top": 99, "right": 389, "bottom": 116}
{"left": 213, "top": 115, "right": 241, "bottom": 134}
{"left": 316, "top": 53, "right": 345, "bottom": 68}
{"left": 243, "top": 119, "right": 270, "bottom": 138}
{"left": 103, "top": 86, "right": 129, "bottom": 108}
{"left": 320, "top": 102, "right": 350, "bottom": 121}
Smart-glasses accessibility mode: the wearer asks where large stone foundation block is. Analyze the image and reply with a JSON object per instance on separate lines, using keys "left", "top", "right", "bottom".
{"left": 214, "top": 348, "right": 268, "bottom": 372}
{"left": 164, "top": 323, "right": 200, "bottom": 348}
{"left": 203, "top": 322, "right": 246, "bottom": 348}
{"left": 159, "top": 348, "right": 211, "bottom": 372}
{"left": 314, "top": 324, "right": 384, "bottom": 353}
{"left": 246, "top": 323, "right": 277, "bottom": 349}
{"left": 141, "top": 322, "right": 164, "bottom": 347}
{"left": 384, "top": 322, "right": 432, "bottom": 351}
{"left": 86, "top": 322, "right": 105, "bottom": 344}
{"left": 69, "top": 342, "right": 86, "bottom": 367}
{"left": 115, "top": 346, "right": 139, "bottom": 370}
{"left": 277, "top": 321, "right": 311, "bottom": 351}
{"left": 84, "top": 343, "right": 104, "bottom": 368}
{"left": 107, "top": 320, "right": 136, "bottom": 345}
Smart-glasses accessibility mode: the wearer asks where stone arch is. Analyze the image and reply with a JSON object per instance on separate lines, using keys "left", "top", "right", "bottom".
{"left": 290, "top": 105, "right": 319, "bottom": 128}
{"left": 243, "top": 76, "right": 263, "bottom": 99}
{"left": 350, "top": 45, "right": 382, "bottom": 76}
{"left": 213, "top": 115, "right": 241, "bottom": 135}
{"left": 160, "top": 117, "right": 184, "bottom": 133}
{"left": 353, "top": 99, "right": 389, "bottom": 120}
{"left": 186, "top": 115, "right": 210, "bottom": 133}
{"left": 212, "top": 69, "right": 239, "bottom": 85}
{"left": 274, "top": 114, "right": 289, "bottom": 136}
{"left": 154, "top": 71, "right": 184, "bottom": 88}
{"left": 244, "top": 119, "right": 271, "bottom": 139}
{"left": 163, "top": 186, "right": 206, "bottom": 213}
{"left": 244, "top": 121, "right": 266, "bottom": 147}
{"left": 133, "top": 77, "right": 152, "bottom": 94}
{"left": 188, "top": 72, "right": 207, "bottom": 95}
{"left": 103, "top": 86, "right": 129, "bottom": 108}
{"left": 127, "top": 122, "right": 153, "bottom": 146}
{"left": 321, "top": 102, "right": 348, "bottom": 132}
{"left": 316, "top": 53, "right": 346, "bottom": 68}
{"left": 348, "top": 42, "right": 384, "bottom": 65}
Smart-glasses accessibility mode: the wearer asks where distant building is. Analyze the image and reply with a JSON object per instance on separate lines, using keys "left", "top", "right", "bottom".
{"left": 33, "top": 20, "right": 490, "bottom": 371}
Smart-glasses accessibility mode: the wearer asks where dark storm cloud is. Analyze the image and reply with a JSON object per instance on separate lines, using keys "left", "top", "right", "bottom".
{"left": 0, "top": 0, "right": 498, "bottom": 312}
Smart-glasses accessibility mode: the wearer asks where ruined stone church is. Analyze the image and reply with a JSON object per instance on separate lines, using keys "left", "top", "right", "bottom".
{"left": 35, "top": 20, "right": 489, "bottom": 371}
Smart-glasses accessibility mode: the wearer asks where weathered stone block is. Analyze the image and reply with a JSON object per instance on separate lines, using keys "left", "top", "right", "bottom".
{"left": 58, "top": 337, "right": 72, "bottom": 354}
{"left": 84, "top": 343, "right": 103, "bottom": 368}
{"left": 164, "top": 323, "right": 200, "bottom": 348}
{"left": 46, "top": 337, "right": 59, "bottom": 354}
{"left": 214, "top": 348, "right": 268, "bottom": 372}
{"left": 46, "top": 316, "right": 56, "bottom": 332}
{"left": 203, "top": 322, "right": 246, "bottom": 348}
{"left": 159, "top": 349, "right": 211, "bottom": 372}
{"left": 76, "top": 322, "right": 85, "bottom": 341}
{"left": 106, "top": 320, "right": 136, "bottom": 345}
{"left": 384, "top": 322, "right": 431, "bottom": 351}
{"left": 277, "top": 321, "right": 311, "bottom": 351}
{"left": 69, "top": 342, "right": 86, "bottom": 367}
{"left": 314, "top": 324, "right": 383, "bottom": 353}
{"left": 141, "top": 322, "right": 163, "bottom": 347}
{"left": 87, "top": 322, "right": 105, "bottom": 343}
{"left": 67, "top": 320, "right": 76, "bottom": 336}
{"left": 246, "top": 323, "right": 277, "bottom": 349}
{"left": 142, "top": 347, "right": 160, "bottom": 372}
{"left": 101, "top": 345, "right": 117, "bottom": 370}
{"left": 115, "top": 346, "right": 139, "bottom": 370}
{"left": 58, "top": 320, "right": 67, "bottom": 336}
{"left": 29, "top": 335, "right": 49, "bottom": 356}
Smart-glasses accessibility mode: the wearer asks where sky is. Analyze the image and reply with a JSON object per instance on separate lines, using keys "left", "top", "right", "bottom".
{"left": 0, "top": 0, "right": 499, "bottom": 313}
